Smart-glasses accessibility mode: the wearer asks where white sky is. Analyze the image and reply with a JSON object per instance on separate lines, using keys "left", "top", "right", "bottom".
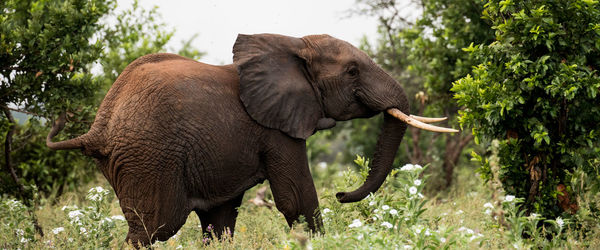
{"left": 116, "top": 0, "right": 380, "bottom": 65}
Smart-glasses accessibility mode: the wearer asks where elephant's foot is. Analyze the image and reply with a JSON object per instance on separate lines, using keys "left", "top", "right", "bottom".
{"left": 196, "top": 194, "right": 244, "bottom": 240}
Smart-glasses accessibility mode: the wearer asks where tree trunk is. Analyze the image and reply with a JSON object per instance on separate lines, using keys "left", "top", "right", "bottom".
{"left": 442, "top": 133, "right": 474, "bottom": 189}
{"left": 2, "top": 108, "right": 44, "bottom": 237}
{"left": 2, "top": 108, "right": 25, "bottom": 194}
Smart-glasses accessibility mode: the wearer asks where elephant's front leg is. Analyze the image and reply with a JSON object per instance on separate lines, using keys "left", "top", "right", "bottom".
{"left": 264, "top": 134, "right": 323, "bottom": 232}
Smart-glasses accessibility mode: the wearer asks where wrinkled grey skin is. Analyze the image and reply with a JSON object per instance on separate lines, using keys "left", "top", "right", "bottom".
{"left": 47, "top": 34, "right": 409, "bottom": 246}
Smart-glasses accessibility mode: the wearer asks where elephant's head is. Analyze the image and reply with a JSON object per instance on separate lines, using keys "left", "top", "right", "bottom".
{"left": 233, "top": 33, "right": 456, "bottom": 203}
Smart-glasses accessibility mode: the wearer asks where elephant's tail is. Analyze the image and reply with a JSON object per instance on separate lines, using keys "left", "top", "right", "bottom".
{"left": 46, "top": 113, "right": 103, "bottom": 156}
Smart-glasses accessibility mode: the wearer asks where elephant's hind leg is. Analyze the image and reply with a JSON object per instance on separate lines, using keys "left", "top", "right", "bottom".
{"left": 115, "top": 170, "right": 190, "bottom": 247}
{"left": 196, "top": 193, "right": 244, "bottom": 239}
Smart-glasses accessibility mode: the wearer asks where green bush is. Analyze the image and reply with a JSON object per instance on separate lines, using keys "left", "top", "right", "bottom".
{"left": 452, "top": 0, "right": 600, "bottom": 218}
{"left": 0, "top": 118, "right": 96, "bottom": 198}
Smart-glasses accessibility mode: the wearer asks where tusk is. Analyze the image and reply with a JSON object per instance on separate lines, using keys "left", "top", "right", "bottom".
{"left": 387, "top": 108, "right": 459, "bottom": 133}
{"left": 409, "top": 115, "right": 447, "bottom": 123}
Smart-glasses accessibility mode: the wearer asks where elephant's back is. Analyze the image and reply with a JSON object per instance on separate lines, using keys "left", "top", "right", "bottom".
{"left": 97, "top": 54, "right": 263, "bottom": 191}
{"left": 103, "top": 54, "right": 254, "bottom": 143}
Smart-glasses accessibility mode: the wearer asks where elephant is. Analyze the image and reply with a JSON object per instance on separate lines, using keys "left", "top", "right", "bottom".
{"left": 47, "top": 33, "right": 456, "bottom": 246}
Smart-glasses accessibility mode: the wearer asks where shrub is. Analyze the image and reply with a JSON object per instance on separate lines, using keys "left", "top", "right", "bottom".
{"left": 452, "top": 0, "right": 600, "bottom": 218}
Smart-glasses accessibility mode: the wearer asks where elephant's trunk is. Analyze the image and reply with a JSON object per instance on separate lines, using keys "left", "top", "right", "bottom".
{"left": 336, "top": 112, "right": 407, "bottom": 203}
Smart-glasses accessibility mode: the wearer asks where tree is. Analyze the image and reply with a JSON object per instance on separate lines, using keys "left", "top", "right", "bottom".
{"left": 452, "top": 0, "right": 600, "bottom": 218}
{"left": 352, "top": 0, "right": 493, "bottom": 188}
{"left": 1, "top": 0, "right": 204, "bottom": 199}
{"left": 1, "top": 0, "right": 113, "bottom": 200}
{"left": 1, "top": 0, "right": 115, "bottom": 236}
{"left": 399, "top": 0, "right": 495, "bottom": 188}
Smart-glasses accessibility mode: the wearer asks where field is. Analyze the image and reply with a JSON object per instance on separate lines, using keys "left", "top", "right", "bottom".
{"left": 2, "top": 156, "right": 598, "bottom": 249}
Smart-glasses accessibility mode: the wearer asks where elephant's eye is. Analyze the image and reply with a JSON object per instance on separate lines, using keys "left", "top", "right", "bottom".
{"left": 347, "top": 67, "right": 359, "bottom": 77}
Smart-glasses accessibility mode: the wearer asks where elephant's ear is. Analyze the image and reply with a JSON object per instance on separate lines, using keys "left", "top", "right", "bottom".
{"left": 233, "top": 34, "right": 321, "bottom": 139}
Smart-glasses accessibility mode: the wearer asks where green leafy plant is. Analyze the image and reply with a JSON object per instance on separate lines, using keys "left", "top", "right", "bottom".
{"left": 452, "top": 0, "right": 600, "bottom": 219}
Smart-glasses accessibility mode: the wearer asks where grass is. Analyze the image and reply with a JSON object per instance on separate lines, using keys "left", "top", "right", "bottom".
{"left": 2, "top": 156, "right": 599, "bottom": 249}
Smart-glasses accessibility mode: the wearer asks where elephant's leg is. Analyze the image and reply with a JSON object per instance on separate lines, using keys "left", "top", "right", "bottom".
{"left": 196, "top": 193, "right": 244, "bottom": 239}
{"left": 115, "top": 169, "right": 190, "bottom": 247}
{"left": 264, "top": 137, "right": 323, "bottom": 232}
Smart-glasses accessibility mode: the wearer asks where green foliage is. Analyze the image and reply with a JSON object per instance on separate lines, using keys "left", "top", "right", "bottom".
{"left": 0, "top": 119, "right": 96, "bottom": 196}
{"left": 402, "top": 0, "right": 495, "bottom": 112}
{"left": 452, "top": 0, "right": 600, "bottom": 218}
{"left": 351, "top": 0, "right": 487, "bottom": 190}
{"left": 0, "top": 0, "right": 204, "bottom": 199}
{"left": 3, "top": 156, "right": 596, "bottom": 248}
{"left": 0, "top": 0, "right": 113, "bottom": 201}
{"left": 0, "top": 0, "right": 113, "bottom": 115}
{"left": 57, "top": 186, "right": 122, "bottom": 248}
{"left": 0, "top": 198, "right": 36, "bottom": 247}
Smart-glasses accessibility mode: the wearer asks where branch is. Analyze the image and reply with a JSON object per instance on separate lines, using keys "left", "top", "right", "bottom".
{"left": 0, "top": 105, "right": 47, "bottom": 118}
{"left": 2, "top": 107, "right": 45, "bottom": 237}
{"left": 458, "top": 133, "right": 474, "bottom": 151}
{"left": 2, "top": 108, "right": 25, "bottom": 194}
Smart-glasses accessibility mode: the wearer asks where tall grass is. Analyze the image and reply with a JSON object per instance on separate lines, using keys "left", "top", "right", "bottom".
{"left": 1, "top": 155, "right": 599, "bottom": 249}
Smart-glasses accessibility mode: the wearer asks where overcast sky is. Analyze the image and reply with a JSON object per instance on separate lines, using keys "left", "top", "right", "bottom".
{"left": 116, "top": 0, "right": 380, "bottom": 64}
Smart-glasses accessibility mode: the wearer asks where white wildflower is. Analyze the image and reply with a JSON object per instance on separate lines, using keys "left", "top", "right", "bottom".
{"left": 357, "top": 234, "right": 363, "bottom": 240}
{"left": 455, "top": 210, "right": 464, "bottom": 215}
{"left": 374, "top": 209, "right": 379, "bottom": 214}
{"left": 61, "top": 205, "right": 77, "bottom": 211}
{"left": 369, "top": 201, "right": 376, "bottom": 206}
{"left": 485, "top": 209, "right": 492, "bottom": 215}
{"left": 16, "top": 229, "right": 24, "bottom": 236}
{"left": 530, "top": 213, "right": 539, "bottom": 218}
{"left": 440, "top": 237, "right": 446, "bottom": 243}
{"left": 88, "top": 193, "right": 101, "bottom": 201}
{"left": 425, "top": 229, "right": 431, "bottom": 236}
{"left": 7, "top": 199, "right": 23, "bottom": 210}
{"left": 504, "top": 195, "right": 515, "bottom": 202}
{"left": 381, "top": 221, "right": 393, "bottom": 229}
{"left": 413, "top": 179, "right": 422, "bottom": 186}
{"left": 80, "top": 227, "right": 87, "bottom": 235}
{"left": 68, "top": 210, "right": 83, "bottom": 218}
{"left": 372, "top": 216, "right": 378, "bottom": 221}
{"left": 20, "top": 237, "right": 28, "bottom": 243}
{"left": 389, "top": 209, "right": 398, "bottom": 215}
{"left": 102, "top": 217, "right": 113, "bottom": 224}
{"left": 400, "top": 164, "right": 415, "bottom": 171}
{"left": 458, "top": 226, "right": 467, "bottom": 232}
{"left": 409, "top": 186, "right": 418, "bottom": 195}
{"left": 403, "top": 245, "right": 413, "bottom": 249}
{"left": 322, "top": 208, "right": 331, "bottom": 215}
{"left": 111, "top": 215, "right": 126, "bottom": 221}
{"left": 483, "top": 202, "right": 494, "bottom": 209}
{"left": 556, "top": 217, "right": 564, "bottom": 228}
{"left": 176, "top": 245, "right": 183, "bottom": 249}
{"left": 382, "top": 205, "right": 390, "bottom": 210}
{"left": 52, "top": 227, "right": 65, "bottom": 234}
{"left": 348, "top": 219, "right": 362, "bottom": 228}
{"left": 318, "top": 162, "right": 328, "bottom": 169}
{"left": 90, "top": 186, "right": 105, "bottom": 193}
